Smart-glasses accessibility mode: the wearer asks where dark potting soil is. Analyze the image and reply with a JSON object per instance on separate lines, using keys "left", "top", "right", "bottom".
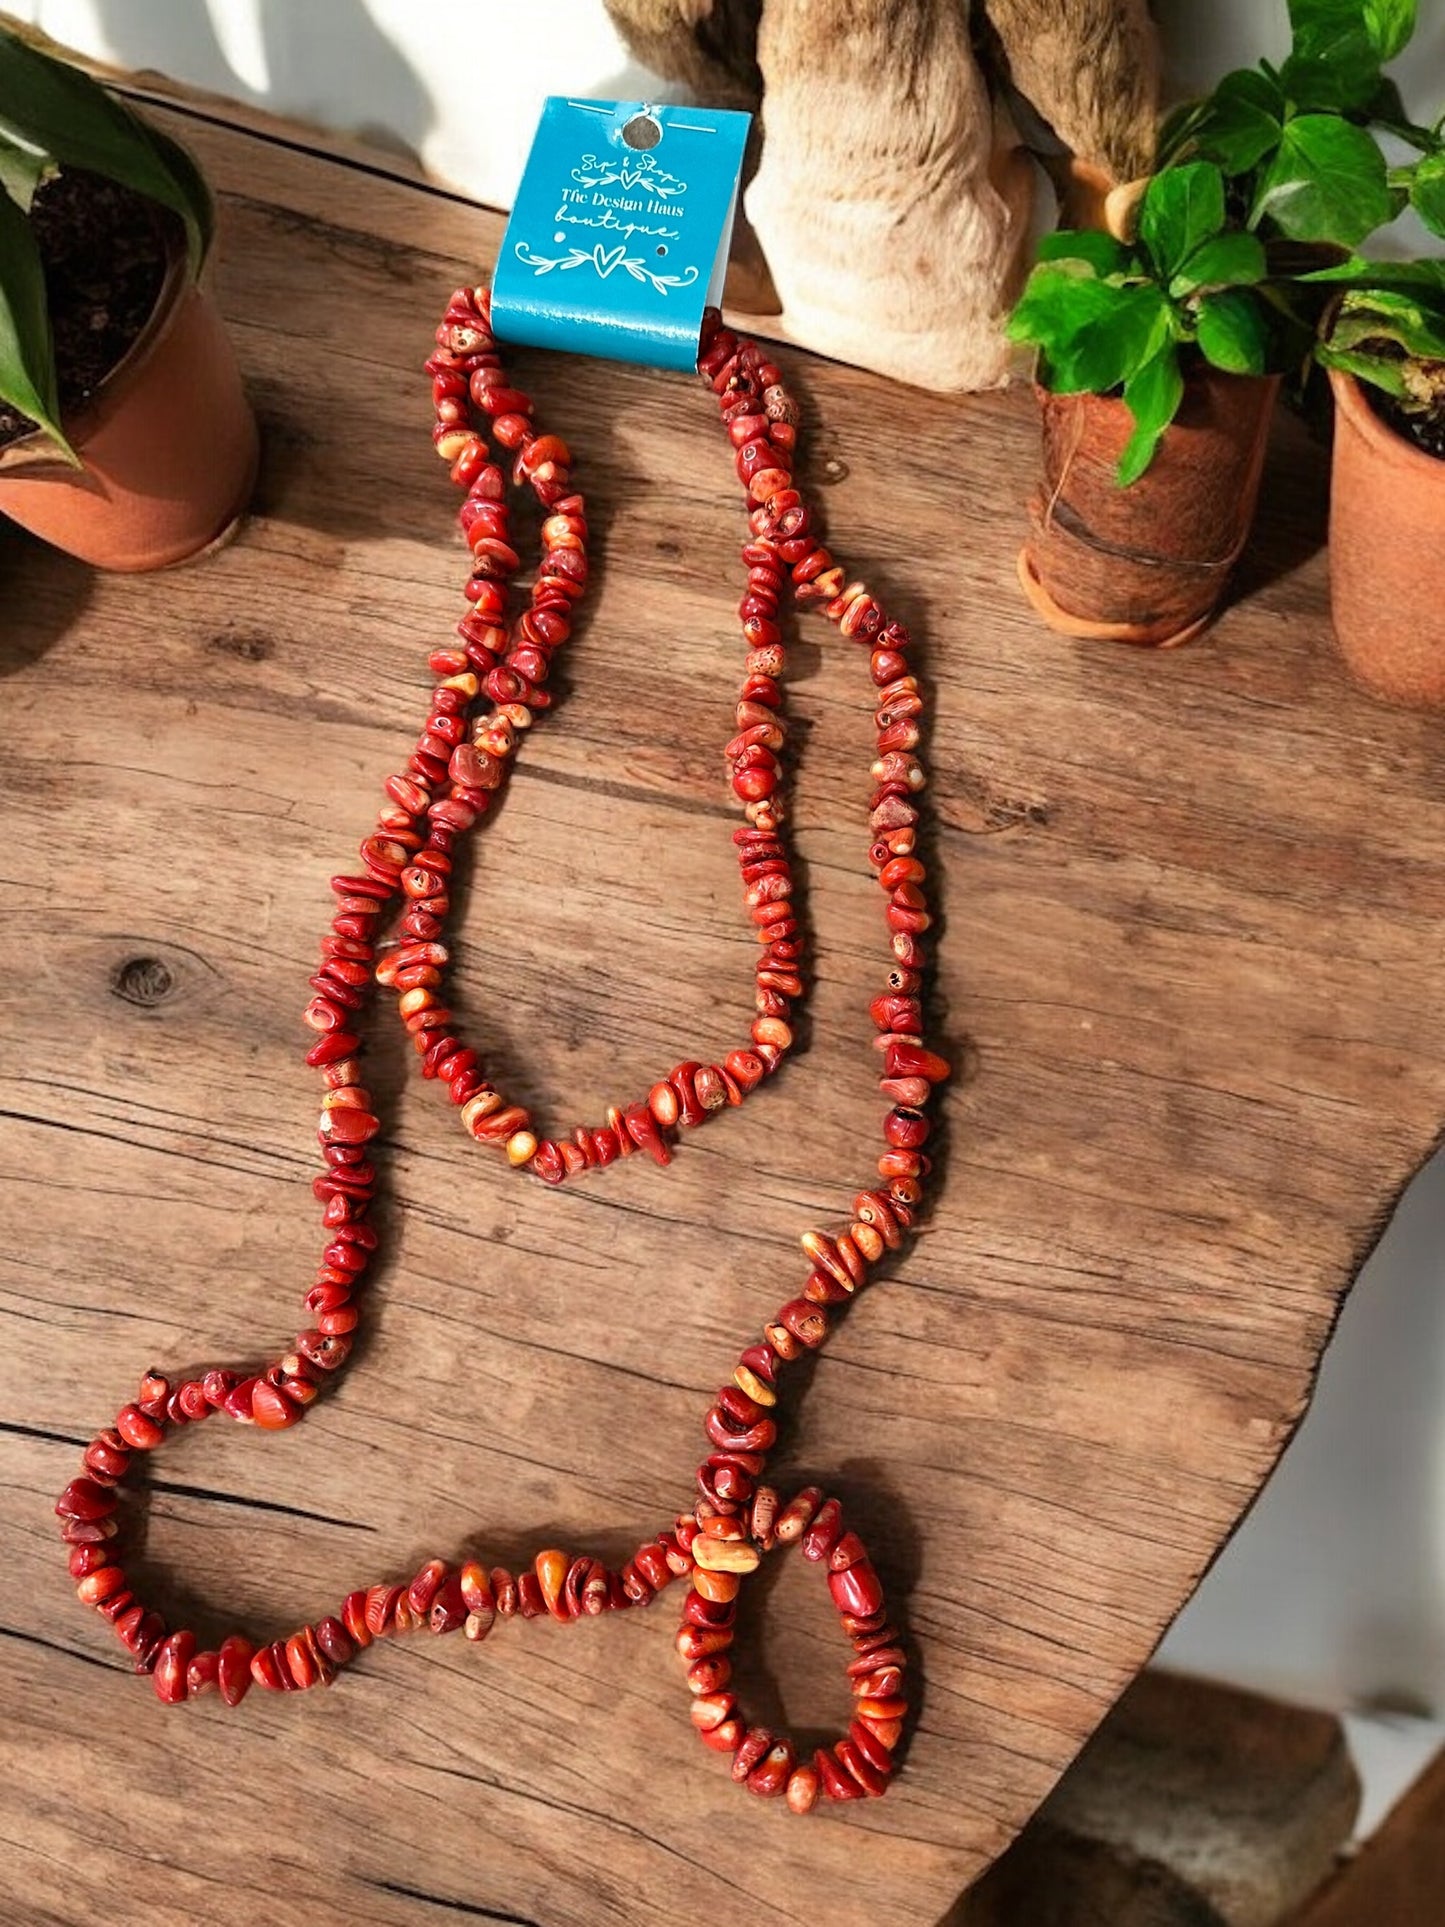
{"left": 1370, "top": 385, "right": 1445, "bottom": 463}
{"left": 0, "top": 167, "right": 179, "bottom": 450}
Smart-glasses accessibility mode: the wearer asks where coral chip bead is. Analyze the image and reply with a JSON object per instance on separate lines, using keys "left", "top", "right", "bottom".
{"left": 773, "top": 1486, "right": 822, "bottom": 1543}
{"left": 218, "top": 1636, "right": 254, "bottom": 1707}
{"left": 314, "top": 1617, "right": 355, "bottom": 1665}
{"left": 848, "top": 1718, "right": 896, "bottom": 1774}
{"left": 535, "top": 1549, "right": 570, "bottom": 1620}
{"left": 858, "top": 1714, "right": 905, "bottom": 1751}
{"left": 250, "top": 1380, "right": 302, "bottom": 1430}
{"left": 732, "top": 764, "right": 777, "bottom": 802}
{"left": 55, "top": 1477, "right": 117, "bottom": 1522}
{"left": 341, "top": 1590, "right": 373, "bottom": 1649}
{"left": 115, "top": 1404, "right": 165, "bottom": 1451}
{"left": 692, "top": 1566, "right": 742, "bottom": 1605}
{"left": 153, "top": 1630, "right": 196, "bottom": 1704}
{"left": 517, "top": 1572, "right": 546, "bottom": 1618}
{"left": 828, "top": 1558, "right": 885, "bottom": 1620}
{"left": 76, "top": 1566, "right": 127, "bottom": 1607}
{"left": 746, "top": 1741, "right": 794, "bottom": 1798}
{"left": 800, "top": 1497, "right": 845, "bottom": 1562}
{"left": 83, "top": 1433, "right": 131, "bottom": 1483}
{"left": 686, "top": 1656, "right": 733, "bottom": 1695}
{"left": 884, "top": 1107, "right": 931, "bottom": 1150}
{"left": 285, "top": 1631, "right": 322, "bottom": 1689}
{"left": 836, "top": 1737, "right": 889, "bottom": 1797}
{"left": 689, "top": 1692, "right": 738, "bottom": 1732}
{"left": 250, "top": 1643, "right": 287, "bottom": 1692}
{"left": 420, "top": 1571, "right": 463, "bottom": 1634}
{"left": 855, "top": 1694, "right": 909, "bottom": 1722}
{"left": 407, "top": 1559, "right": 447, "bottom": 1617}
{"left": 786, "top": 1763, "right": 820, "bottom": 1814}
{"left": 730, "top": 1727, "right": 772, "bottom": 1782}
{"left": 459, "top": 1561, "right": 495, "bottom": 1615}
{"left": 700, "top": 1714, "right": 746, "bottom": 1755}
{"left": 853, "top": 1665, "right": 905, "bottom": 1702}
{"left": 815, "top": 1747, "right": 865, "bottom": 1802}
{"left": 677, "top": 1624, "right": 733, "bottom": 1664}
{"left": 365, "top": 1585, "right": 403, "bottom": 1638}
{"left": 691, "top": 1535, "right": 759, "bottom": 1575}
{"left": 186, "top": 1650, "right": 222, "bottom": 1697}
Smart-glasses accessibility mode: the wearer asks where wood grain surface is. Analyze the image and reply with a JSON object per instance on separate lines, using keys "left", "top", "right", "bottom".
{"left": 3, "top": 92, "right": 1443, "bottom": 1927}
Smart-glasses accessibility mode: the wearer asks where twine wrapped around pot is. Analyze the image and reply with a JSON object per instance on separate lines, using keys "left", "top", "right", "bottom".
{"left": 1019, "top": 370, "right": 1280, "bottom": 647}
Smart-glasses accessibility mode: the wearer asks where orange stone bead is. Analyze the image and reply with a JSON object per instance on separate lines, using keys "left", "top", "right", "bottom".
{"left": 535, "top": 1548, "right": 570, "bottom": 1620}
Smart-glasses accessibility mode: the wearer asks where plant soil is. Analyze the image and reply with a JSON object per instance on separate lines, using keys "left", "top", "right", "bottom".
{"left": 0, "top": 167, "right": 179, "bottom": 451}
{"left": 1370, "top": 386, "right": 1445, "bottom": 463}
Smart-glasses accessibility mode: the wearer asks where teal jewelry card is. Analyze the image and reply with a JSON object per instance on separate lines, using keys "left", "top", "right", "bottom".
{"left": 491, "top": 98, "right": 752, "bottom": 372}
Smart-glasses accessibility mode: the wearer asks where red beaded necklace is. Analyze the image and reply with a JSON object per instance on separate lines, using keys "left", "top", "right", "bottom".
{"left": 54, "top": 287, "right": 947, "bottom": 1816}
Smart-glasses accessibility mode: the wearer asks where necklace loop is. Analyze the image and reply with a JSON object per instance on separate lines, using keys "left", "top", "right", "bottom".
{"left": 55, "top": 289, "right": 947, "bottom": 1814}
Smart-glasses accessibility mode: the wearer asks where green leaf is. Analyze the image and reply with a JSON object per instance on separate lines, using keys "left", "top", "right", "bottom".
{"left": 1410, "top": 151, "right": 1445, "bottom": 239}
{"left": 1171, "top": 230, "right": 1267, "bottom": 295}
{"left": 1288, "top": 0, "right": 1379, "bottom": 66}
{"left": 1157, "top": 98, "right": 1210, "bottom": 166}
{"left": 1364, "top": 0, "right": 1417, "bottom": 60}
{"left": 1187, "top": 69, "right": 1286, "bottom": 174}
{"left": 1316, "top": 339, "right": 1413, "bottom": 394}
{"left": 0, "top": 130, "right": 47, "bottom": 210}
{"left": 1281, "top": 0, "right": 1423, "bottom": 104}
{"left": 1008, "top": 267, "right": 1171, "bottom": 396}
{"left": 0, "top": 183, "right": 76, "bottom": 458}
{"left": 1280, "top": 50, "right": 1384, "bottom": 113}
{"left": 1300, "top": 251, "right": 1445, "bottom": 288}
{"left": 138, "top": 118, "right": 213, "bottom": 265}
{"left": 1282, "top": 0, "right": 1399, "bottom": 109}
{"left": 1329, "top": 285, "right": 1445, "bottom": 360}
{"left": 0, "top": 26, "right": 210, "bottom": 274}
{"left": 1196, "top": 289, "right": 1271, "bottom": 373}
{"left": 1036, "top": 229, "right": 1131, "bottom": 276}
{"left": 1139, "top": 163, "right": 1226, "bottom": 279}
{"left": 1252, "top": 115, "right": 1393, "bottom": 243}
{"left": 1118, "top": 346, "right": 1184, "bottom": 486}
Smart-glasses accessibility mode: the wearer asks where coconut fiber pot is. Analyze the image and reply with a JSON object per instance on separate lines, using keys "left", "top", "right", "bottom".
{"left": 1019, "top": 368, "right": 1280, "bottom": 648}
{"left": 0, "top": 253, "right": 258, "bottom": 572}
{"left": 1327, "top": 367, "right": 1445, "bottom": 707}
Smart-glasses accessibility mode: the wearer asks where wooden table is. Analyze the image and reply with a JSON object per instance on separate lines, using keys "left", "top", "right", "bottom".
{"left": 3, "top": 89, "right": 1444, "bottom": 1927}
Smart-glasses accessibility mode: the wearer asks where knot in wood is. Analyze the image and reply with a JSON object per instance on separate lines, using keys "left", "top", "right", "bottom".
{"left": 111, "top": 955, "right": 176, "bottom": 1008}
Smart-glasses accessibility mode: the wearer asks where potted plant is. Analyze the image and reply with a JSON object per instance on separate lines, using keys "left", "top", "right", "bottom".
{"left": 1008, "top": 162, "right": 1282, "bottom": 646}
{"left": 0, "top": 23, "right": 257, "bottom": 570}
{"left": 1007, "top": 0, "right": 1426, "bottom": 647}
{"left": 1307, "top": 258, "right": 1445, "bottom": 704}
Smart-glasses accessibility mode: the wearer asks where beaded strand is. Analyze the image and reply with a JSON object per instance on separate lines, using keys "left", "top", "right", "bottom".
{"left": 55, "top": 290, "right": 948, "bottom": 1813}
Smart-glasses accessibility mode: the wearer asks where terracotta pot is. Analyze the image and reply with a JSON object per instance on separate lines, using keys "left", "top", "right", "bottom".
{"left": 1327, "top": 367, "right": 1445, "bottom": 707}
{"left": 0, "top": 249, "right": 258, "bottom": 571}
{"left": 1019, "top": 368, "right": 1280, "bottom": 648}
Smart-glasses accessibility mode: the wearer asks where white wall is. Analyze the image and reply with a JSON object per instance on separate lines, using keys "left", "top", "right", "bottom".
{"left": 13, "top": 0, "right": 1445, "bottom": 1729}
{"left": 8, "top": 0, "right": 673, "bottom": 207}
{"left": 1157, "top": 1157, "right": 1445, "bottom": 1714}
